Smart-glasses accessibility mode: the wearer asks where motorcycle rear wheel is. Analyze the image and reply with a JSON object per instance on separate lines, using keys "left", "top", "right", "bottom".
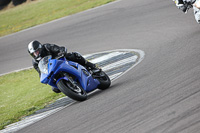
{"left": 57, "top": 79, "right": 87, "bottom": 101}
{"left": 95, "top": 71, "right": 111, "bottom": 90}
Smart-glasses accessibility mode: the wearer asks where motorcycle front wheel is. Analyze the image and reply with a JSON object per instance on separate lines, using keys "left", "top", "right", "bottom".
{"left": 57, "top": 79, "right": 87, "bottom": 101}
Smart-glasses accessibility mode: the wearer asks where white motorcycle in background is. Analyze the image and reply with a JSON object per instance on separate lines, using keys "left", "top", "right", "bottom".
{"left": 174, "top": 0, "right": 200, "bottom": 24}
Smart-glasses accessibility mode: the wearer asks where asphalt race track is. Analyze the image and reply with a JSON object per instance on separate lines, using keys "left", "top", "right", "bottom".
{"left": 1, "top": 0, "right": 200, "bottom": 132}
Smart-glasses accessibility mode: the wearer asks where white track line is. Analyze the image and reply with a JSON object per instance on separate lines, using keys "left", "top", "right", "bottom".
{"left": 89, "top": 52, "right": 124, "bottom": 63}
{"left": 0, "top": 67, "right": 33, "bottom": 77}
{"left": 109, "top": 72, "right": 123, "bottom": 80}
{"left": 102, "top": 55, "right": 138, "bottom": 71}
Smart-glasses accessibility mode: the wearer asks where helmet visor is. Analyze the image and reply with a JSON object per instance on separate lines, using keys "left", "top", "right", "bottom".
{"left": 30, "top": 50, "right": 40, "bottom": 59}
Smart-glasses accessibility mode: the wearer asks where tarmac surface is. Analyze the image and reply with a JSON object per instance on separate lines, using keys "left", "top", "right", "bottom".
{"left": 1, "top": 0, "right": 200, "bottom": 132}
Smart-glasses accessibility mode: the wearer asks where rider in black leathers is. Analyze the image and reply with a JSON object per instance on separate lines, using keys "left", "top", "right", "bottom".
{"left": 28, "top": 40, "right": 99, "bottom": 93}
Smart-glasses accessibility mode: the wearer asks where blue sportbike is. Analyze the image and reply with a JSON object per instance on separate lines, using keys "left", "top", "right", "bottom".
{"left": 38, "top": 55, "right": 111, "bottom": 101}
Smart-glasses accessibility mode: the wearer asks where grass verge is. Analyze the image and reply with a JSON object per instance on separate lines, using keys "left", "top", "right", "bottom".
{"left": 0, "top": 69, "right": 65, "bottom": 130}
{"left": 0, "top": 0, "right": 116, "bottom": 37}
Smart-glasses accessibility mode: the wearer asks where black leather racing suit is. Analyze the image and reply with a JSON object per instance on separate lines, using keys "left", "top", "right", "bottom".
{"left": 32, "top": 43, "right": 95, "bottom": 76}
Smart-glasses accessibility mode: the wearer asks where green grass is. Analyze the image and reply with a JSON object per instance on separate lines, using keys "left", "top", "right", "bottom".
{"left": 0, "top": 69, "right": 65, "bottom": 130}
{"left": 0, "top": 0, "right": 115, "bottom": 37}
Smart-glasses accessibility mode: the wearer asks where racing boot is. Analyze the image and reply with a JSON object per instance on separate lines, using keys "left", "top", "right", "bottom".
{"left": 85, "top": 61, "right": 101, "bottom": 73}
{"left": 67, "top": 52, "right": 101, "bottom": 73}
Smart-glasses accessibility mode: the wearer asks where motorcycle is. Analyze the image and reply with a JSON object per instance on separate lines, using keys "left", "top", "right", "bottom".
{"left": 174, "top": 0, "right": 200, "bottom": 24}
{"left": 38, "top": 55, "right": 111, "bottom": 101}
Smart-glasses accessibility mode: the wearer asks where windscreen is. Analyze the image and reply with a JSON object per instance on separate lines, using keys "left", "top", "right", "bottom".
{"left": 38, "top": 56, "right": 52, "bottom": 74}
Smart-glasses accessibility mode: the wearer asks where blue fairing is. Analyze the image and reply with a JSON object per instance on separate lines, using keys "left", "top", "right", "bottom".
{"left": 39, "top": 56, "right": 100, "bottom": 93}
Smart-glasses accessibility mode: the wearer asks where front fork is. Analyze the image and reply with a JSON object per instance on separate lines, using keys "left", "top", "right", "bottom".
{"left": 62, "top": 73, "right": 77, "bottom": 87}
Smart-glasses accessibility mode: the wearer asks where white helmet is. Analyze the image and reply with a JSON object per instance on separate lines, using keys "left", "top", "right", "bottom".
{"left": 28, "top": 40, "right": 43, "bottom": 60}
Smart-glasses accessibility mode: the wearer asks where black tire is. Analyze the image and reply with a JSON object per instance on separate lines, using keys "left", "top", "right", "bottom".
{"left": 95, "top": 71, "right": 111, "bottom": 90}
{"left": 57, "top": 79, "right": 87, "bottom": 101}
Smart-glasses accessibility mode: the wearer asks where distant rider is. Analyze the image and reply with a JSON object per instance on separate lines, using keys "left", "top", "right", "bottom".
{"left": 174, "top": 0, "right": 200, "bottom": 23}
{"left": 28, "top": 40, "right": 99, "bottom": 93}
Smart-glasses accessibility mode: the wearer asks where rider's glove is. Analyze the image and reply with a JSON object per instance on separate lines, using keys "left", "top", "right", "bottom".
{"left": 58, "top": 47, "right": 67, "bottom": 56}
{"left": 58, "top": 51, "right": 66, "bottom": 56}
